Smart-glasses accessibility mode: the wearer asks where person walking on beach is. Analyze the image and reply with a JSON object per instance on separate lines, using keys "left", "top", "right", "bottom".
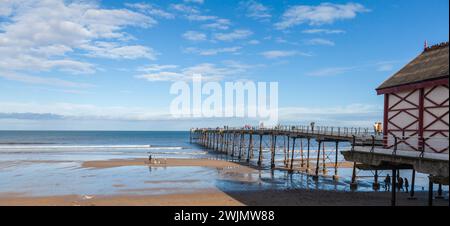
{"left": 404, "top": 177, "right": 409, "bottom": 193}
{"left": 397, "top": 176, "right": 404, "bottom": 192}
{"left": 384, "top": 174, "right": 391, "bottom": 191}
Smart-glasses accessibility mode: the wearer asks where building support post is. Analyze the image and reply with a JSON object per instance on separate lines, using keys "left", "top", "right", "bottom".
{"left": 436, "top": 183, "right": 444, "bottom": 199}
{"left": 409, "top": 169, "right": 416, "bottom": 199}
{"left": 373, "top": 170, "right": 380, "bottom": 190}
{"left": 392, "top": 168, "right": 397, "bottom": 206}
{"left": 428, "top": 175, "right": 433, "bottom": 206}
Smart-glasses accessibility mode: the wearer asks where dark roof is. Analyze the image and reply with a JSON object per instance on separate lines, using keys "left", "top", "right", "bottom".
{"left": 377, "top": 42, "right": 449, "bottom": 91}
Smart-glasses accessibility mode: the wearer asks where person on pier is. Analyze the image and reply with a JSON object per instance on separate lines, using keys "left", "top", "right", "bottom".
{"left": 397, "top": 176, "right": 404, "bottom": 192}
{"left": 404, "top": 177, "right": 409, "bottom": 193}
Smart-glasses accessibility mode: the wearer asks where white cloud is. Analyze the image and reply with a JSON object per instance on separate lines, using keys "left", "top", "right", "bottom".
{"left": 0, "top": 72, "right": 93, "bottom": 88}
{"left": 184, "top": 0, "right": 205, "bottom": 4}
{"left": 0, "top": 101, "right": 381, "bottom": 128}
{"left": 184, "top": 46, "right": 241, "bottom": 56}
{"left": 186, "top": 14, "right": 217, "bottom": 21}
{"left": 170, "top": 3, "right": 230, "bottom": 33}
{"left": 275, "top": 38, "right": 299, "bottom": 46}
{"left": 170, "top": 4, "right": 214, "bottom": 21}
{"left": 275, "top": 3, "right": 369, "bottom": 29}
{"left": 182, "top": 31, "right": 207, "bottom": 41}
{"left": 305, "top": 38, "right": 335, "bottom": 46}
{"left": 306, "top": 67, "right": 354, "bottom": 77}
{"left": 170, "top": 3, "right": 200, "bottom": 14}
{"left": 376, "top": 62, "right": 395, "bottom": 72}
{"left": 0, "top": 101, "right": 170, "bottom": 121}
{"left": 248, "top": 40, "right": 260, "bottom": 45}
{"left": 136, "top": 71, "right": 186, "bottom": 82}
{"left": 240, "top": 0, "right": 271, "bottom": 22}
{"left": 202, "top": 19, "right": 231, "bottom": 30}
{"left": 279, "top": 104, "right": 382, "bottom": 127}
{"left": 0, "top": 0, "right": 158, "bottom": 77}
{"left": 302, "top": 29, "right": 346, "bottom": 34}
{"left": 214, "top": 29, "right": 253, "bottom": 41}
{"left": 138, "top": 64, "right": 179, "bottom": 72}
{"left": 306, "top": 61, "right": 399, "bottom": 77}
{"left": 125, "top": 3, "right": 175, "bottom": 19}
{"left": 261, "top": 50, "right": 310, "bottom": 59}
{"left": 136, "top": 62, "right": 256, "bottom": 82}
{"left": 82, "top": 42, "right": 158, "bottom": 60}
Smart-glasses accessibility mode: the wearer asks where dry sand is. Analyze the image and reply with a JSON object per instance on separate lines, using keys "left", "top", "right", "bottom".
{"left": 0, "top": 189, "right": 447, "bottom": 206}
{"left": 0, "top": 189, "right": 243, "bottom": 206}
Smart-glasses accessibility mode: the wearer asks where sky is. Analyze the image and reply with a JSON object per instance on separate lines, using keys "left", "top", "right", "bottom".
{"left": 0, "top": 0, "right": 448, "bottom": 130}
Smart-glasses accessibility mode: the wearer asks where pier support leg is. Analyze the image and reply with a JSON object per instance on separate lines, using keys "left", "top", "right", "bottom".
{"left": 246, "top": 133, "right": 253, "bottom": 163}
{"left": 270, "top": 135, "right": 276, "bottom": 169}
{"left": 221, "top": 134, "right": 224, "bottom": 152}
{"left": 333, "top": 141, "right": 339, "bottom": 180}
{"left": 408, "top": 169, "right": 416, "bottom": 200}
{"left": 257, "top": 135, "right": 263, "bottom": 167}
{"left": 286, "top": 136, "right": 290, "bottom": 167}
{"left": 313, "top": 140, "right": 321, "bottom": 180}
{"left": 350, "top": 162, "right": 358, "bottom": 190}
{"left": 238, "top": 133, "right": 243, "bottom": 160}
{"left": 436, "top": 183, "right": 444, "bottom": 199}
{"left": 289, "top": 137, "right": 296, "bottom": 173}
{"left": 322, "top": 142, "right": 327, "bottom": 174}
{"left": 300, "top": 139, "right": 304, "bottom": 168}
{"left": 373, "top": 170, "right": 380, "bottom": 190}
{"left": 231, "top": 133, "right": 236, "bottom": 157}
{"left": 216, "top": 133, "right": 219, "bottom": 151}
{"left": 428, "top": 175, "right": 433, "bottom": 206}
{"left": 306, "top": 138, "right": 311, "bottom": 173}
{"left": 283, "top": 136, "right": 287, "bottom": 166}
{"left": 391, "top": 168, "right": 397, "bottom": 206}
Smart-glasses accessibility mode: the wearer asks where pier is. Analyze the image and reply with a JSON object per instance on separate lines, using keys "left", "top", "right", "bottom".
{"left": 190, "top": 125, "right": 383, "bottom": 184}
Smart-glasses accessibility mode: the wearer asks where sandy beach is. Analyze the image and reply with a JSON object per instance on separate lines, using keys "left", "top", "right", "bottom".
{"left": 0, "top": 157, "right": 448, "bottom": 206}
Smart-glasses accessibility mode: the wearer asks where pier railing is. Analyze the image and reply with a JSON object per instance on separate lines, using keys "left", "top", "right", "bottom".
{"left": 193, "top": 125, "right": 377, "bottom": 138}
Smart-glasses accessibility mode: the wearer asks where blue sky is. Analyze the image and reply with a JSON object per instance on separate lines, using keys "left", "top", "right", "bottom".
{"left": 0, "top": 0, "right": 448, "bottom": 130}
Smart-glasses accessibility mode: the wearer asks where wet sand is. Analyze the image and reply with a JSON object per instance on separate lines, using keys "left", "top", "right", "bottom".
{"left": 82, "top": 158, "right": 256, "bottom": 173}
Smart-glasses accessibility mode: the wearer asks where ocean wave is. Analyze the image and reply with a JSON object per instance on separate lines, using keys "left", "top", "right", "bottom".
{"left": 0, "top": 145, "right": 184, "bottom": 151}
